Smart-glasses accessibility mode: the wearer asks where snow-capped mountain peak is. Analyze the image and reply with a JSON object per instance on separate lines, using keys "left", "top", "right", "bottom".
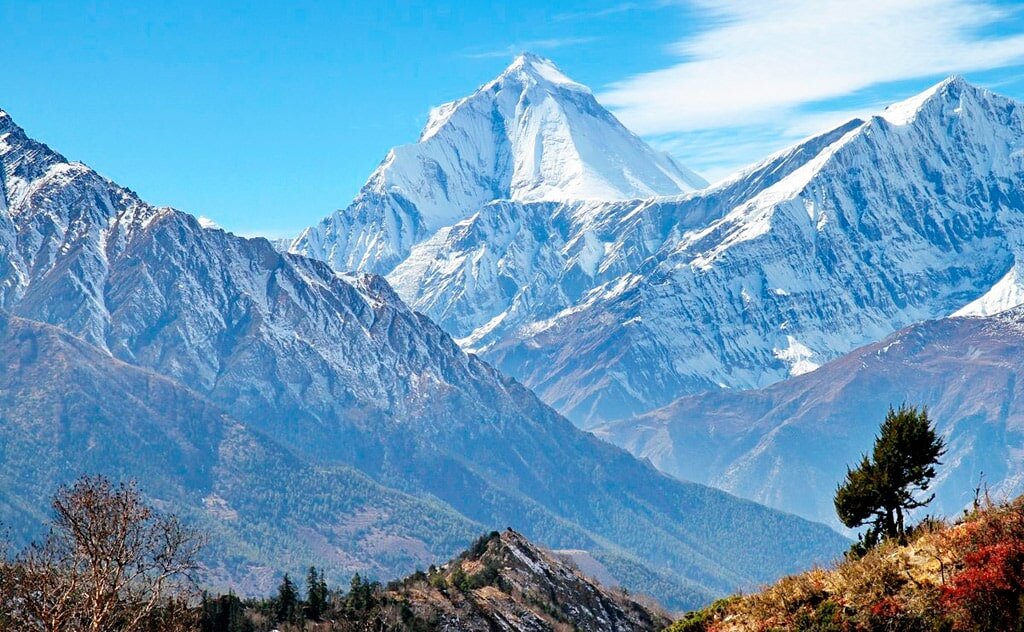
{"left": 396, "top": 51, "right": 706, "bottom": 206}
{"left": 291, "top": 53, "right": 706, "bottom": 274}
{"left": 492, "top": 52, "right": 591, "bottom": 92}
{"left": 880, "top": 74, "right": 970, "bottom": 125}
{"left": 419, "top": 53, "right": 589, "bottom": 143}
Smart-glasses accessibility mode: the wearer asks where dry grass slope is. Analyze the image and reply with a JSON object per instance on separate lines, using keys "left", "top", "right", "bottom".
{"left": 668, "top": 496, "right": 1024, "bottom": 631}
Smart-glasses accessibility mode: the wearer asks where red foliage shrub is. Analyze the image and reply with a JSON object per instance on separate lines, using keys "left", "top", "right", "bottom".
{"left": 869, "top": 596, "right": 903, "bottom": 618}
{"left": 943, "top": 539, "right": 1024, "bottom": 630}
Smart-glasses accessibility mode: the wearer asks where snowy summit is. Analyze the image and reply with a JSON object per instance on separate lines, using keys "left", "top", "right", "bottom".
{"left": 291, "top": 53, "right": 706, "bottom": 274}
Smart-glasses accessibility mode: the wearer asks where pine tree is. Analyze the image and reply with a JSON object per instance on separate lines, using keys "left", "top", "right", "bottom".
{"left": 200, "top": 591, "right": 250, "bottom": 632}
{"left": 274, "top": 573, "right": 300, "bottom": 624}
{"left": 834, "top": 405, "right": 945, "bottom": 549}
{"left": 345, "top": 572, "right": 375, "bottom": 616}
{"left": 304, "top": 566, "right": 328, "bottom": 621}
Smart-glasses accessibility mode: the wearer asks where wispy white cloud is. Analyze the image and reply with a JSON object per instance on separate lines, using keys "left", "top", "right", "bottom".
{"left": 648, "top": 103, "right": 883, "bottom": 183}
{"left": 196, "top": 215, "right": 220, "bottom": 230}
{"left": 553, "top": 3, "right": 644, "bottom": 21}
{"left": 601, "top": 0, "right": 1024, "bottom": 135}
{"left": 649, "top": 128, "right": 794, "bottom": 183}
{"left": 463, "top": 36, "right": 599, "bottom": 59}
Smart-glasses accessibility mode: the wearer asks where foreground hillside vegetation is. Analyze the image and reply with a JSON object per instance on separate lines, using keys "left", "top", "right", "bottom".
{"left": 202, "top": 530, "right": 671, "bottom": 632}
{"left": 9, "top": 471, "right": 1024, "bottom": 631}
{"left": 667, "top": 407, "right": 1024, "bottom": 631}
{"left": 670, "top": 496, "right": 1024, "bottom": 632}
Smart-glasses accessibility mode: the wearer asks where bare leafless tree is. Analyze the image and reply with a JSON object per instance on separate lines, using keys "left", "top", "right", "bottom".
{"left": 0, "top": 476, "right": 204, "bottom": 632}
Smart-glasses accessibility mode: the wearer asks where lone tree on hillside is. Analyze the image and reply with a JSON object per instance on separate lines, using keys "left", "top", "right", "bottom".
{"left": 834, "top": 405, "right": 945, "bottom": 550}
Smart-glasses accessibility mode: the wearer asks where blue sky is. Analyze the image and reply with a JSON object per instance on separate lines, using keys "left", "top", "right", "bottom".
{"left": 3, "top": 1, "right": 1024, "bottom": 237}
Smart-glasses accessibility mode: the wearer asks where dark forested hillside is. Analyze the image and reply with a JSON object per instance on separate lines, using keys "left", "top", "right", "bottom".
{"left": 0, "top": 311, "right": 481, "bottom": 594}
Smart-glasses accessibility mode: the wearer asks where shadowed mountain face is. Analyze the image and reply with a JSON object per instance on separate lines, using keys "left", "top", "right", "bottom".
{"left": 596, "top": 306, "right": 1024, "bottom": 529}
{"left": 0, "top": 107, "right": 844, "bottom": 608}
{"left": 0, "top": 311, "right": 482, "bottom": 594}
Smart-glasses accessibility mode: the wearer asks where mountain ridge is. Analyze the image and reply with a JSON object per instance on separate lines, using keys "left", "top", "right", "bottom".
{"left": 472, "top": 75, "right": 1024, "bottom": 425}
{"left": 0, "top": 309, "right": 485, "bottom": 594}
{"left": 365, "top": 528, "right": 674, "bottom": 631}
{"left": 0, "top": 102, "right": 843, "bottom": 609}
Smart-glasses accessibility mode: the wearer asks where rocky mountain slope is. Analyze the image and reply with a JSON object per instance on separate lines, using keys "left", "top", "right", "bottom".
{"left": 371, "top": 530, "right": 672, "bottom": 631}
{"left": 596, "top": 305, "right": 1024, "bottom": 529}
{"left": 291, "top": 53, "right": 705, "bottom": 274}
{"left": 388, "top": 119, "right": 864, "bottom": 359}
{"left": 469, "top": 77, "right": 1024, "bottom": 425}
{"left": 0, "top": 106, "right": 843, "bottom": 608}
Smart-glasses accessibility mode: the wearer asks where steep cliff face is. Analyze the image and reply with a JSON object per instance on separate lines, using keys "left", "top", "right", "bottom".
{"left": 291, "top": 53, "right": 705, "bottom": 274}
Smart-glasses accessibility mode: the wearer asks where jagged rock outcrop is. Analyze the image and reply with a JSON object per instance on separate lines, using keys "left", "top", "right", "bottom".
{"left": 375, "top": 530, "right": 671, "bottom": 631}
